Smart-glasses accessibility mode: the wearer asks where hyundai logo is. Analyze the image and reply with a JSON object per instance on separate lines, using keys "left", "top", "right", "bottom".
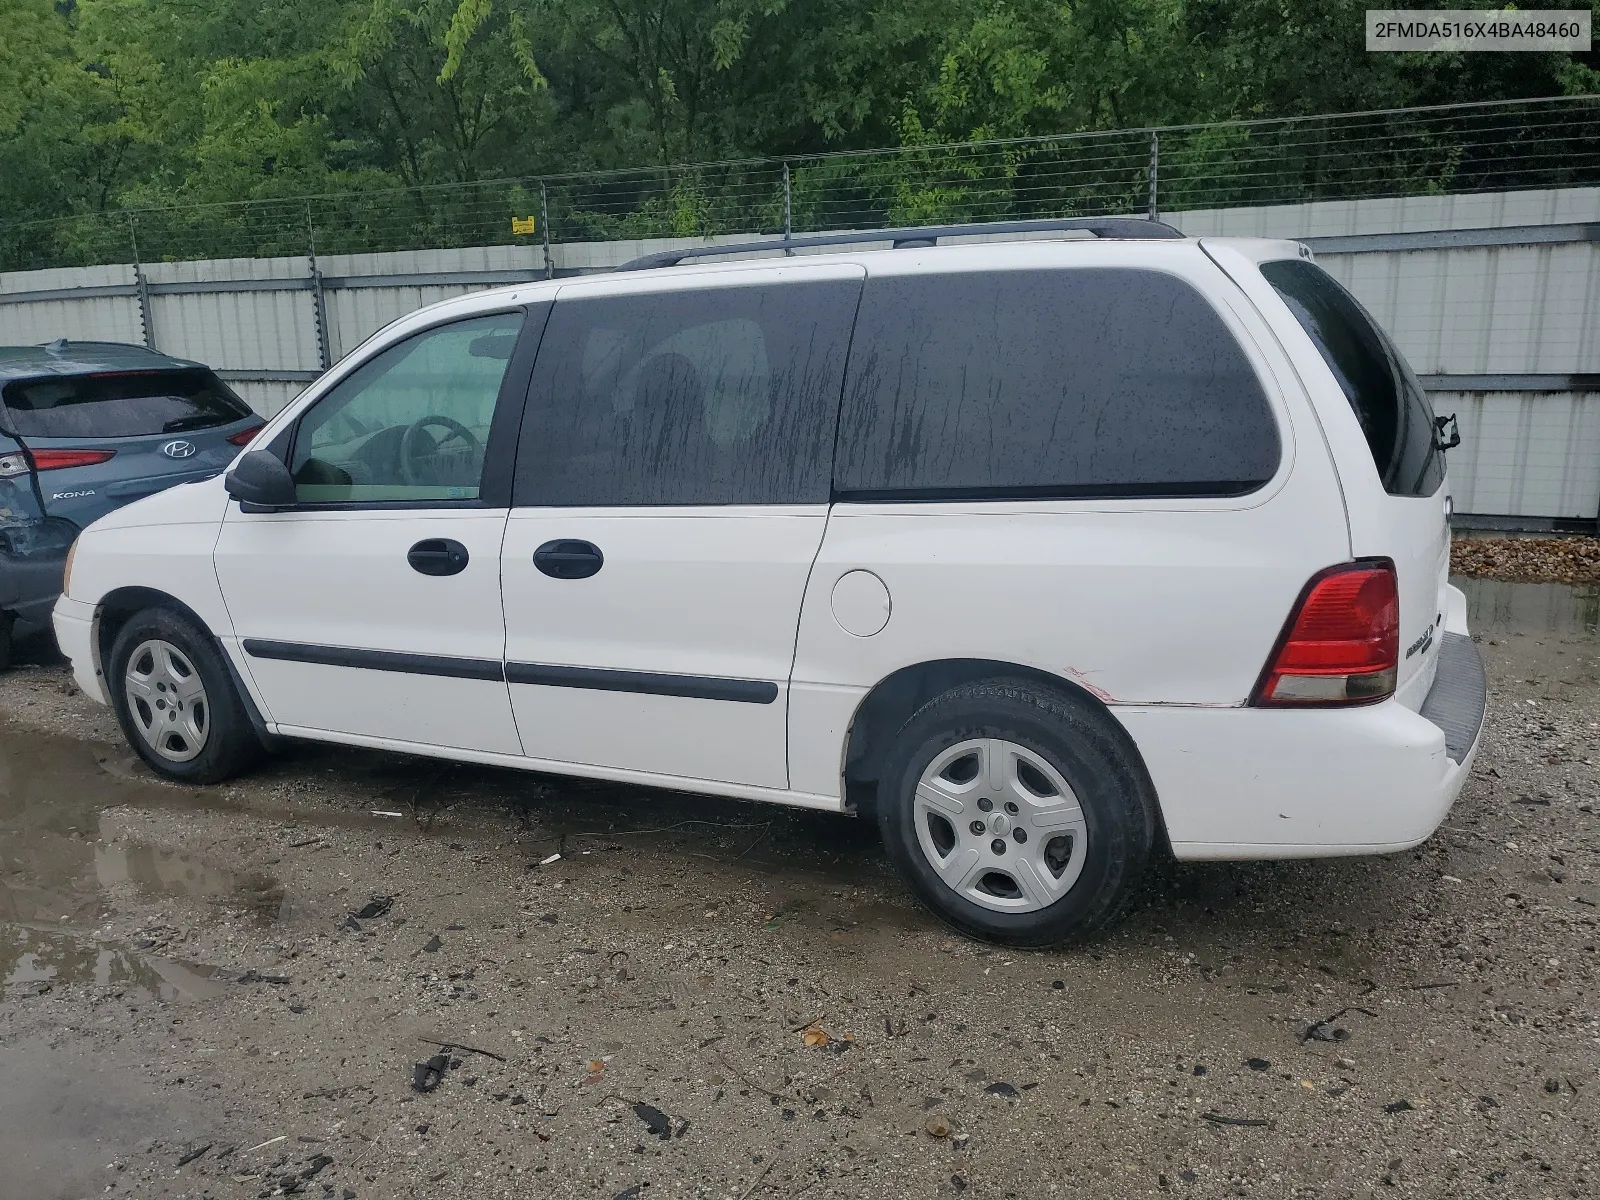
{"left": 160, "top": 439, "right": 197, "bottom": 459}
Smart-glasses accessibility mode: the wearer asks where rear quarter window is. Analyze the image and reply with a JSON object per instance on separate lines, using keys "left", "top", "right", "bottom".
{"left": 1, "top": 369, "right": 251, "bottom": 440}
{"left": 1260, "top": 258, "right": 1444, "bottom": 498}
{"left": 833, "top": 268, "right": 1280, "bottom": 500}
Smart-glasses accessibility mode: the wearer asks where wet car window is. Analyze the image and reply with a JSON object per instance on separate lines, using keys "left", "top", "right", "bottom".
{"left": 514, "top": 280, "right": 860, "bottom": 507}
{"left": 833, "top": 268, "right": 1280, "bottom": 500}
{"left": 1, "top": 370, "right": 251, "bottom": 440}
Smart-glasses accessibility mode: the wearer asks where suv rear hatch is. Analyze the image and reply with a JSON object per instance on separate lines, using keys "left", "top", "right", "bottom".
{"left": 1208, "top": 245, "right": 1452, "bottom": 709}
{"left": 0, "top": 368, "right": 261, "bottom": 529}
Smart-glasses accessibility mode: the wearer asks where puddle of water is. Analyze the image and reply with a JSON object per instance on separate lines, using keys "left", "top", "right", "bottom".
{"left": 1457, "top": 576, "right": 1600, "bottom": 641}
{"left": 3, "top": 926, "right": 229, "bottom": 1001}
{"left": 0, "top": 721, "right": 283, "bottom": 998}
{"left": 96, "top": 841, "right": 285, "bottom": 918}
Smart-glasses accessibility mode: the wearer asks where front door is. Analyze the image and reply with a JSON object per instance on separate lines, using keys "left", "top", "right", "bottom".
{"left": 501, "top": 269, "right": 863, "bottom": 789}
{"left": 214, "top": 308, "right": 532, "bottom": 754}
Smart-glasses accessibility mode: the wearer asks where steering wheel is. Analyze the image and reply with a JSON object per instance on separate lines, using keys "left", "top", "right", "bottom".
{"left": 399, "top": 415, "right": 482, "bottom": 486}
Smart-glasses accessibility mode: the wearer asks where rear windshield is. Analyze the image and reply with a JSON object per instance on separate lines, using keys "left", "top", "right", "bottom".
{"left": 1, "top": 369, "right": 251, "bottom": 439}
{"left": 1260, "top": 259, "right": 1444, "bottom": 498}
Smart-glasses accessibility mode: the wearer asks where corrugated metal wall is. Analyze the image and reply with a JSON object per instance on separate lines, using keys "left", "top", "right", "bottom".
{"left": 1171, "top": 187, "right": 1600, "bottom": 522}
{"left": 2, "top": 187, "right": 1597, "bottom": 523}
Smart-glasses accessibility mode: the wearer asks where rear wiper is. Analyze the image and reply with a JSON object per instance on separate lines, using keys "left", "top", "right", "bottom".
{"left": 161, "top": 415, "right": 221, "bottom": 433}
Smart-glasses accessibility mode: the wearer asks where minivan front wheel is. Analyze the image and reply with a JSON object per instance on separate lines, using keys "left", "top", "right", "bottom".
{"left": 876, "top": 679, "right": 1157, "bottom": 947}
{"left": 108, "top": 608, "right": 262, "bottom": 784}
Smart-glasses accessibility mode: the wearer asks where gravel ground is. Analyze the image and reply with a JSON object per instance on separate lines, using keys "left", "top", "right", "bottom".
{"left": 0, "top": 581, "right": 1596, "bottom": 1200}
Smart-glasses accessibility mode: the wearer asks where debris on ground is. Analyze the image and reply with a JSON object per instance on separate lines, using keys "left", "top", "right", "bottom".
{"left": 1451, "top": 536, "right": 1600, "bottom": 584}
{"left": 1304, "top": 1006, "right": 1374, "bottom": 1043}
{"left": 419, "top": 1037, "right": 506, "bottom": 1063}
{"left": 411, "top": 1053, "right": 450, "bottom": 1093}
{"left": 1245, "top": 1058, "right": 1271, "bottom": 1071}
{"left": 633, "top": 1101, "right": 673, "bottom": 1140}
{"left": 422, "top": 934, "right": 442, "bottom": 953}
{"left": 176, "top": 1144, "right": 212, "bottom": 1167}
{"left": 984, "top": 1082, "right": 1019, "bottom": 1099}
{"left": 352, "top": 895, "right": 393, "bottom": 919}
{"left": 1384, "top": 1099, "right": 1415, "bottom": 1114}
{"left": 1202, "top": 1112, "right": 1271, "bottom": 1128}
{"left": 236, "top": 969, "right": 291, "bottom": 985}
{"left": 924, "top": 1114, "right": 951, "bottom": 1138}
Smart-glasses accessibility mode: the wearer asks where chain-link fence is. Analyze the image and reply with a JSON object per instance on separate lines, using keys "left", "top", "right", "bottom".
{"left": 3, "top": 94, "right": 1598, "bottom": 273}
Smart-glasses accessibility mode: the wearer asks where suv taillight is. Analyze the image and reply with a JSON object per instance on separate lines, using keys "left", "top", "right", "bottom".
{"left": 32, "top": 449, "right": 116, "bottom": 470}
{"left": 1252, "top": 560, "right": 1398, "bottom": 706}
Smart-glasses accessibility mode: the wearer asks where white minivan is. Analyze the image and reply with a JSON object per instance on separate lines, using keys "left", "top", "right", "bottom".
{"left": 53, "top": 219, "right": 1486, "bottom": 945}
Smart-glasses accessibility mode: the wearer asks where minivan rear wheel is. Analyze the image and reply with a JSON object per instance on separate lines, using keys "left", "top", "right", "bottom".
{"left": 108, "top": 607, "right": 262, "bottom": 785}
{"left": 876, "top": 678, "right": 1157, "bottom": 946}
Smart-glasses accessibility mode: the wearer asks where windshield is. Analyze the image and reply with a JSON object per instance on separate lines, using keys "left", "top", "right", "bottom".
{"left": 1, "top": 369, "right": 252, "bottom": 440}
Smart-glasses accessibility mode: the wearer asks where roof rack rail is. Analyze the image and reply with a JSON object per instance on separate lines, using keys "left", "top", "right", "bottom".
{"left": 615, "top": 215, "right": 1186, "bottom": 271}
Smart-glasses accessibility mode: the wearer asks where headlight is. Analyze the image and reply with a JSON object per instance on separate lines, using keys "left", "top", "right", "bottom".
{"left": 62, "top": 537, "right": 78, "bottom": 597}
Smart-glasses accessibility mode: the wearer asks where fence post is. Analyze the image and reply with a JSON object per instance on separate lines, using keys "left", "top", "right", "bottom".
{"left": 782, "top": 162, "right": 793, "bottom": 255}
{"left": 128, "top": 214, "right": 155, "bottom": 350}
{"left": 539, "top": 182, "right": 553, "bottom": 279}
{"left": 1148, "top": 131, "right": 1160, "bottom": 222}
{"left": 305, "top": 202, "right": 332, "bottom": 372}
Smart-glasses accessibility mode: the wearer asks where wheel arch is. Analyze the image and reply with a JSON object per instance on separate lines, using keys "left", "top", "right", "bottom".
{"left": 93, "top": 586, "right": 276, "bottom": 745}
{"left": 94, "top": 586, "right": 214, "bottom": 681}
{"left": 840, "top": 658, "right": 1165, "bottom": 840}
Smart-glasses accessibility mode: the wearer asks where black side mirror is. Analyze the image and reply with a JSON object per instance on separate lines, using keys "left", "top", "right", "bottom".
{"left": 225, "top": 450, "right": 296, "bottom": 512}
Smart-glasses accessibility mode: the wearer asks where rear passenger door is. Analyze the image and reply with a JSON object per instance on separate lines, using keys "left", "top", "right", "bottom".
{"left": 501, "top": 267, "right": 862, "bottom": 790}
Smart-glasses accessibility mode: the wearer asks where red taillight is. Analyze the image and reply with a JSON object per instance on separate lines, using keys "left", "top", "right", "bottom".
{"left": 31, "top": 449, "right": 116, "bottom": 471}
{"left": 1253, "top": 560, "right": 1399, "bottom": 706}
{"left": 227, "top": 425, "right": 264, "bottom": 446}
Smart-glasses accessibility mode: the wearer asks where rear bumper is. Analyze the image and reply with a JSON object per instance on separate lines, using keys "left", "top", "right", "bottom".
{"left": 1119, "top": 613, "right": 1486, "bottom": 860}
{"left": 51, "top": 595, "right": 106, "bottom": 703}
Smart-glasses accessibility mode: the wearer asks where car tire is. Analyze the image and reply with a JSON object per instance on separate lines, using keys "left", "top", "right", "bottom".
{"left": 108, "top": 607, "right": 263, "bottom": 785}
{"left": 876, "top": 678, "right": 1157, "bottom": 947}
{"left": 0, "top": 613, "right": 12, "bottom": 672}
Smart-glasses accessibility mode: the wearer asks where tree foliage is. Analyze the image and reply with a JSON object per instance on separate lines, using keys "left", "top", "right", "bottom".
{"left": 0, "top": 0, "right": 1593, "bottom": 244}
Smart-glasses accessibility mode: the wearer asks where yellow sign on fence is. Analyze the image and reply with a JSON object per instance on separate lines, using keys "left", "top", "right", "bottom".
{"left": 511, "top": 216, "right": 538, "bottom": 236}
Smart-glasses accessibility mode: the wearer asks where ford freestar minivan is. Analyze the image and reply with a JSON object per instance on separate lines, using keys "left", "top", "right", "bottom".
{"left": 54, "top": 219, "right": 1487, "bottom": 946}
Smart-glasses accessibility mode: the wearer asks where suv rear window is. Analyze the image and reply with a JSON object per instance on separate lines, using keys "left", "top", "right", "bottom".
{"left": 1, "top": 369, "right": 251, "bottom": 439}
{"left": 833, "top": 268, "right": 1280, "bottom": 500}
{"left": 1260, "top": 259, "right": 1444, "bottom": 498}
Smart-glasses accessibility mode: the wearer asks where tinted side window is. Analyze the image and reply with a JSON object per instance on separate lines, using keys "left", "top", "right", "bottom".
{"left": 1260, "top": 259, "right": 1444, "bottom": 498}
{"left": 289, "top": 312, "right": 523, "bottom": 503}
{"left": 514, "top": 280, "right": 860, "bottom": 506}
{"left": 2, "top": 369, "right": 250, "bottom": 439}
{"left": 834, "top": 269, "right": 1280, "bottom": 499}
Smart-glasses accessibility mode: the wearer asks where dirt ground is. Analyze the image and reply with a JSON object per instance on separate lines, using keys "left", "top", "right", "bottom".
{"left": 1, "top": 577, "right": 1597, "bottom": 1200}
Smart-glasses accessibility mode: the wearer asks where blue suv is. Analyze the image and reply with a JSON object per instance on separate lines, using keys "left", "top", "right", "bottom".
{"left": 0, "top": 340, "right": 262, "bottom": 664}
